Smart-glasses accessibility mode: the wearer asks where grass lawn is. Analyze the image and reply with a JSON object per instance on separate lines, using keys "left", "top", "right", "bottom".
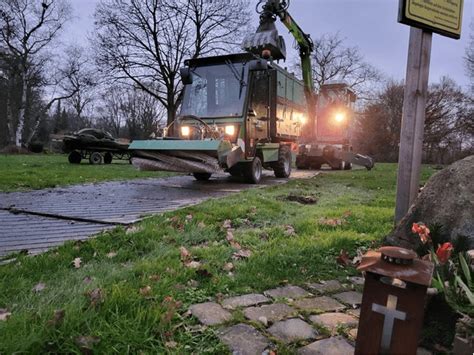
{"left": 0, "top": 154, "right": 173, "bottom": 192}
{"left": 0, "top": 163, "right": 436, "bottom": 353}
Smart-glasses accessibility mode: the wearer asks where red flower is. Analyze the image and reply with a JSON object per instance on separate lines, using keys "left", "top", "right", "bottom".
{"left": 412, "top": 222, "right": 430, "bottom": 244}
{"left": 436, "top": 242, "right": 453, "bottom": 265}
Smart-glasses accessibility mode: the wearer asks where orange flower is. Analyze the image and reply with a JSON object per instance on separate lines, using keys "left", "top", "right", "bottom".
{"left": 412, "top": 222, "right": 430, "bottom": 244}
{"left": 436, "top": 242, "right": 453, "bottom": 265}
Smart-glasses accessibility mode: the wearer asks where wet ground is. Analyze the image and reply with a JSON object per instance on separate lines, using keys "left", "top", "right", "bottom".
{"left": 0, "top": 170, "right": 318, "bottom": 256}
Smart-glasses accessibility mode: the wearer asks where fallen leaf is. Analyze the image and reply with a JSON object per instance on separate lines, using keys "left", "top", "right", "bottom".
{"left": 149, "top": 274, "right": 161, "bottom": 282}
{"left": 72, "top": 257, "right": 82, "bottom": 269}
{"left": 83, "top": 276, "right": 92, "bottom": 284}
{"left": 185, "top": 260, "right": 202, "bottom": 269}
{"left": 75, "top": 335, "right": 100, "bottom": 352}
{"left": 126, "top": 226, "right": 141, "bottom": 235}
{"left": 197, "top": 222, "right": 206, "bottom": 229}
{"left": 165, "top": 341, "right": 177, "bottom": 349}
{"left": 319, "top": 217, "right": 344, "bottom": 227}
{"left": 226, "top": 230, "right": 235, "bottom": 242}
{"left": 0, "top": 308, "right": 11, "bottom": 321}
{"left": 223, "top": 262, "right": 234, "bottom": 271}
{"left": 32, "top": 282, "right": 46, "bottom": 293}
{"left": 47, "top": 309, "right": 65, "bottom": 327}
{"left": 86, "top": 288, "right": 104, "bottom": 307}
{"left": 336, "top": 250, "right": 351, "bottom": 267}
{"left": 139, "top": 286, "right": 152, "bottom": 296}
{"left": 284, "top": 225, "right": 296, "bottom": 236}
{"left": 187, "top": 279, "right": 199, "bottom": 288}
{"left": 185, "top": 214, "right": 193, "bottom": 222}
{"left": 222, "top": 219, "right": 232, "bottom": 229}
{"left": 179, "top": 247, "right": 192, "bottom": 262}
{"left": 106, "top": 252, "right": 117, "bottom": 259}
{"left": 232, "top": 249, "right": 252, "bottom": 260}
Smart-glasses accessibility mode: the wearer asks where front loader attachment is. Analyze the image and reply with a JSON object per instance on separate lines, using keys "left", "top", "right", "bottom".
{"left": 129, "top": 139, "right": 243, "bottom": 174}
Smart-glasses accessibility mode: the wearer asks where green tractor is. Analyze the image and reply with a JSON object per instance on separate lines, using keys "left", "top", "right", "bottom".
{"left": 130, "top": 53, "right": 305, "bottom": 184}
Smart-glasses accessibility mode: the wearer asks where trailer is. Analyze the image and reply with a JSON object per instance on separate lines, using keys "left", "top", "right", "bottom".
{"left": 63, "top": 128, "right": 130, "bottom": 165}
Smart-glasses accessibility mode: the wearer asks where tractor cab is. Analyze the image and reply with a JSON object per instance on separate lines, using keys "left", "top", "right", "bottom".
{"left": 316, "top": 81, "right": 356, "bottom": 144}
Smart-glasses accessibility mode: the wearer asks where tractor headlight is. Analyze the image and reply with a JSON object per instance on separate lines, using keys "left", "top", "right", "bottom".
{"left": 181, "top": 126, "right": 190, "bottom": 137}
{"left": 225, "top": 125, "right": 236, "bottom": 136}
{"left": 334, "top": 112, "right": 346, "bottom": 123}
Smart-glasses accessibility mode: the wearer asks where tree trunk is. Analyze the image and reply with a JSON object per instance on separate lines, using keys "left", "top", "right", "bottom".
{"left": 6, "top": 94, "right": 15, "bottom": 145}
{"left": 15, "top": 70, "right": 28, "bottom": 147}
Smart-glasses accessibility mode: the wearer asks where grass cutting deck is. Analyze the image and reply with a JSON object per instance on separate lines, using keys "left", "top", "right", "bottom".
{"left": 0, "top": 163, "right": 436, "bottom": 353}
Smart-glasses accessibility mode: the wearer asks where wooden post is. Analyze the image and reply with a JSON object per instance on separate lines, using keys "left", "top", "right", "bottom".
{"left": 395, "top": 27, "right": 432, "bottom": 223}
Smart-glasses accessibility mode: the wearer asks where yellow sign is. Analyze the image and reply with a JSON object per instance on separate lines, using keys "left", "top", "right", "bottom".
{"left": 399, "top": 0, "right": 464, "bottom": 39}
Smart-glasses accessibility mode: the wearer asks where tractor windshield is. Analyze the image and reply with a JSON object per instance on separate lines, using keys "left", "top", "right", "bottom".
{"left": 180, "top": 62, "right": 248, "bottom": 118}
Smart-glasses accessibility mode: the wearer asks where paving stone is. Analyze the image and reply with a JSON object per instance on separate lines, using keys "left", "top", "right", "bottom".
{"left": 306, "top": 280, "right": 344, "bottom": 294}
{"left": 333, "top": 291, "right": 363, "bottom": 306}
{"left": 310, "top": 313, "right": 358, "bottom": 331}
{"left": 268, "top": 318, "right": 317, "bottom": 344}
{"left": 292, "top": 296, "right": 345, "bottom": 312}
{"left": 264, "top": 285, "right": 311, "bottom": 300}
{"left": 189, "top": 302, "right": 232, "bottom": 326}
{"left": 244, "top": 303, "right": 295, "bottom": 324}
{"left": 222, "top": 294, "right": 270, "bottom": 310}
{"left": 346, "top": 308, "right": 360, "bottom": 318}
{"left": 218, "top": 323, "right": 272, "bottom": 355}
{"left": 348, "top": 276, "right": 365, "bottom": 286}
{"left": 298, "top": 336, "right": 354, "bottom": 355}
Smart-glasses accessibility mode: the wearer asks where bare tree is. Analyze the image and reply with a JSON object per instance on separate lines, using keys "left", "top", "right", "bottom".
{"left": 64, "top": 46, "right": 98, "bottom": 121}
{"left": 466, "top": 21, "right": 474, "bottom": 92}
{"left": 302, "top": 33, "right": 380, "bottom": 98}
{"left": 0, "top": 0, "right": 72, "bottom": 147}
{"left": 94, "top": 0, "right": 250, "bottom": 127}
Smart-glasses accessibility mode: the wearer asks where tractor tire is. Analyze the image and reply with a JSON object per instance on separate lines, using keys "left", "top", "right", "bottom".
{"left": 273, "top": 145, "right": 292, "bottom": 178}
{"left": 295, "top": 156, "right": 309, "bottom": 170}
{"left": 193, "top": 173, "right": 212, "bottom": 181}
{"left": 68, "top": 151, "right": 82, "bottom": 164}
{"left": 244, "top": 157, "right": 262, "bottom": 184}
{"left": 104, "top": 152, "right": 113, "bottom": 164}
{"left": 89, "top": 152, "right": 103, "bottom": 165}
{"left": 344, "top": 162, "right": 353, "bottom": 170}
{"left": 228, "top": 165, "right": 243, "bottom": 177}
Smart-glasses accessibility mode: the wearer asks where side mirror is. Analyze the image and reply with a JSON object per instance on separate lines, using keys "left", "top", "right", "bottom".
{"left": 248, "top": 109, "right": 257, "bottom": 117}
{"left": 180, "top": 67, "right": 193, "bottom": 85}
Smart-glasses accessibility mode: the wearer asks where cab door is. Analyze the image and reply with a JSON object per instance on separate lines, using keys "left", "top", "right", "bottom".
{"left": 246, "top": 70, "right": 271, "bottom": 158}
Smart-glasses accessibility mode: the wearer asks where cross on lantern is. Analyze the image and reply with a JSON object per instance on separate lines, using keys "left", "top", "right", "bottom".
{"left": 371, "top": 294, "right": 407, "bottom": 353}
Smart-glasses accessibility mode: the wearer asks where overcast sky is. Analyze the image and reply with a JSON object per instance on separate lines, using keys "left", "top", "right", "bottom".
{"left": 64, "top": 0, "right": 473, "bottom": 90}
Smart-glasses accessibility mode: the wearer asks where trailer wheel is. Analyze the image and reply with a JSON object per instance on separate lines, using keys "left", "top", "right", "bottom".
{"left": 193, "top": 173, "right": 212, "bottom": 181}
{"left": 68, "top": 151, "right": 82, "bottom": 164}
{"left": 104, "top": 152, "right": 113, "bottom": 164}
{"left": 89, "top": 152, "right": 103, "bottom": 165}
{"left": 273, "top": 145, "right": 292, "bottom": 178}
{"left": 344, "top": 162, "right": 352, "bottom": 170}
{"left": 331, "top": 160, "right": 345, "bottom": 170}
{"left": 244, "top": 157, "right": 262, "bottom": 184}
{"left": 228, "top": 165, "right": 243, "bottom": 177}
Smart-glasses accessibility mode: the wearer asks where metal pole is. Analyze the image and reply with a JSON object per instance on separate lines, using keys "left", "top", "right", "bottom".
{"left": 395, "top": 27, "right": 432, "bottom": 223}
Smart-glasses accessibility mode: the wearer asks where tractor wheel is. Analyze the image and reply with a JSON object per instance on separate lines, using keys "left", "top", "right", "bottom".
{"left": 89, "top": 152, "right": 103, "bottom": 165}
{"left": 331, "top": 160, "right": 345, "bottom": 170}
{"left": 273, "top": 145, "right": 292, "bottom": 178}
{"left": 344, "top": 162, "right": 353, "bottom": 170}
{"left": 193, "top": 173, "right": 212, "bottom": 181}
{"left": 68, "top": 151, "right": 82, "bottom": 164}
{"left": 295, "top": 156, "right": 309, "bottom": 170}
{"left": 228, "top": 165, "right": 243, "bottom": 177}
{"left": 244, "top": 156, "right": 262, "bottom": 184}
{"left": 104, "top": 152, "right": 113, "bottom": 164}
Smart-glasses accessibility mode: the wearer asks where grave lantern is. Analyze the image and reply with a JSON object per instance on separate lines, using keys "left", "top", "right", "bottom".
{"left": 355, "top": 246, "right": 434, "bottom": 355}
